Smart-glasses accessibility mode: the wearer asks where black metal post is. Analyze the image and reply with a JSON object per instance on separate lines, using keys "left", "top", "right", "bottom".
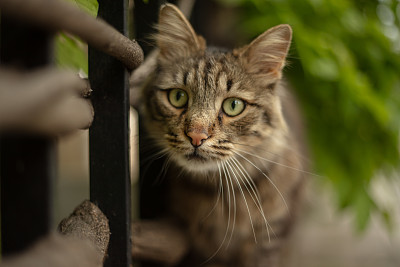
{"left": 88, "top": 0, "right": 132, "bottom": 266}
{"left": 0, "top": 17, "right": 54, "bottom": 255}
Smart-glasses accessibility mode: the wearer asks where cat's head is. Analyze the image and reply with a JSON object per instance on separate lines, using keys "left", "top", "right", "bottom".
{"left": 142, "top": 4, "right": 292, "bottom": 175}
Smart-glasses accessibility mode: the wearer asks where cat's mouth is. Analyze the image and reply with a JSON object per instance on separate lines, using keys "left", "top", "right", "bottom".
{"left": 185, "top": 150, "right": 207, "bottom": 162}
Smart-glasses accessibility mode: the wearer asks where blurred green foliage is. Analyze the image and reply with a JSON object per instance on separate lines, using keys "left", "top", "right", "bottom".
{"left": 219, "top": 0, "right": 400, "bottom": 230}
{"left": 54, "top": 0, "right": 98, "bottom": 74}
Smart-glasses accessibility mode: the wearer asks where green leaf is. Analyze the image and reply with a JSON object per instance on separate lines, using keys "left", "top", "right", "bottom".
{"left": 55, "top": 0, "right": 99, "bottom": 73}
{"left": 67, "top": 0, "right": 98, "bottom": 17}
{"left": 54, "top": 33, "right": 88, "bottom": 74}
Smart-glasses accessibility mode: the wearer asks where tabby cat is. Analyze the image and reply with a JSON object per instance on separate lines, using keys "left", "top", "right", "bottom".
{"left": 136, "top": 4, "right": 306, "bottom": 267}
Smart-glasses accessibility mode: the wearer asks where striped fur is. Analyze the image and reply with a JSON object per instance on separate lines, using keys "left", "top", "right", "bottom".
{"left": 138, "top": 4, "right": 306, "bottom": 267}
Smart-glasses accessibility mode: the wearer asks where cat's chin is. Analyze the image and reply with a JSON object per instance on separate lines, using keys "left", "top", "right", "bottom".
{"left": 172, "top": 154, "right": 219, "bottom": 174}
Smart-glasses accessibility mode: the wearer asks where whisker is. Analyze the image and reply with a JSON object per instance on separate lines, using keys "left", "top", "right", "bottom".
{"left": 202, "top": 162, "right": 232, "bottom": 264}
{"left": 222, "top": 161, "right": 237, "bottom": 249}
{"left": 269, "top": 135, "right": 313, "bottom": 165}
{"left": 202, "top": 163, "right": 223, "bottom": 222}
{"left": 153, "top": 152, "right": 173, "bottom": 185}
{"left": 233, "top": 151, "right": 290, "bottom": 214}
{"left": 230, "top": 157, "right": 272, "bottom": 242}
{"left": 226, "top": 159, "right": 257, "bottom": 244}
{"left": 219, "top": 162, "right": 225, "bottom": 216}
{"left": 231, "top": 157, "right": 262, "bottom": 207}
{"left": 140, "top": 147, "right": 169, "bottom": 164}
{"left": 139, "top": 148, "right": 170, "bottom": 188}
{"left": 235, "top": 147, "right": 321, "bottom": 177}
{"left": 234, "top": 140, "right": 314, "bottom": 173}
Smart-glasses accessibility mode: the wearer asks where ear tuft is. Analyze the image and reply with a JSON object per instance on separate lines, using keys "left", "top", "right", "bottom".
{"left": 155, "top": 4, "right": 205, "bottom": 62}
{"left": 239, "top": 24, "right": 292, "bottom": 79}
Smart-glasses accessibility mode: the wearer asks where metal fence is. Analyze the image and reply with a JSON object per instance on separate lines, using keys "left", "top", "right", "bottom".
{"left": 0, "top": 0, "right": 167, "bottom": 266}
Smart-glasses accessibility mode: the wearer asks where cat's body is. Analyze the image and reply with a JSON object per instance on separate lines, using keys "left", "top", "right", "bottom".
{"left": 136, "top": 4, "right": 307, "bottom": 267}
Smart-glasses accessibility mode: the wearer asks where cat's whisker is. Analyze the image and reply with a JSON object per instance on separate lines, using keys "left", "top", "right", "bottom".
{"left": 219, "top": 162, "right": 225, "bottom": 216}
{"left": 230, "top": 157, "right": 272, "bottom": 242}
{"left": 203, "top": 162, "right": 233, "bottom": 264}
{"left": 233, "top": 151, "right": 290, "bottom": 215}
{"left": 139, "top": 148, "right": 170, "bottom": 188}
{"left": 234, "top": 140, "right": 311, "bottom": 170}
{"left": 234, "top": 141, "right": 312, "bottom": 179}
{"left": 226, "top": 159, "right": 257, "bottom": 244}
{"left": 153, "top": 152, "right": 174, "bottom": 185}
{"left": 222, "top": 161, "right": 237, "bottom": 249}
{"left": 269, "top": 135, "right": 312, "bottom": 164}
{"left": 235, "top": 147, "right": 321, "bottom": 178}
{"left": 140, "top": 146, "right": 169, "bottom": 163}
{"left": 202, "top": 163, "right": 224, "bottom": 222}
{"left": 231, "top": 157, "right": 262, "bottom": 207}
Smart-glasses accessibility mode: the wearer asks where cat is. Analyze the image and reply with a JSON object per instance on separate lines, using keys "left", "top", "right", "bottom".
{"left": 135, "top": 3, "right": 307, "bottom": 267}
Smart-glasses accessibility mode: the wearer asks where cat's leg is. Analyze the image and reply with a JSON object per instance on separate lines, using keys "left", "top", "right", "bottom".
{"left": 132, "top": 219, "right": 189, "bottom": 265}
{"left": 250, "top": 241, "right": 284, "bottom": 267}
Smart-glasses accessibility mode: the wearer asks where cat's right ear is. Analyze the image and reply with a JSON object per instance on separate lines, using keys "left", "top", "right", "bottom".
{"left": 237, "top": 24, "right": 292, "bottom": 80}
{"left": 155, "top": 4, "right": 205, "bottom": 62}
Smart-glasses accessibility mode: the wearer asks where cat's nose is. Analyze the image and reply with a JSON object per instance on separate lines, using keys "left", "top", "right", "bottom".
{"left": 186, "top": 131, "right": 208, "bottom": 147}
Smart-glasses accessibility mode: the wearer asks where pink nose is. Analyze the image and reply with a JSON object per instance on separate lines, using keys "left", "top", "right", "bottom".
{"left": 187, "top": 131, "right": 208, "bottom": 147}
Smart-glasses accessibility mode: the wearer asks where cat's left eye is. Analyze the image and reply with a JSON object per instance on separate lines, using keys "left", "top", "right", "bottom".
{"left": 222, "top": 98, "right": 245, "bottom": 117}
{"left": 168, "top": 89, "right": 188, "bottom": 108}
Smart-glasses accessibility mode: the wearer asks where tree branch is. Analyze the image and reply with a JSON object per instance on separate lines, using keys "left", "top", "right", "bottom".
{"left": 0, "top": 234, "right": 103, "bottom": 267}
{"left": 0, "top": 0, "right": 143, "bottom": 70}
{"left": 0, "top": 67, "right": 93, "bottom": 135}
{"left": 58, "top": 200, "right": 110, "bottom": 258}
{"left": 0, "top": 201, "right": 110, "bottom": 267}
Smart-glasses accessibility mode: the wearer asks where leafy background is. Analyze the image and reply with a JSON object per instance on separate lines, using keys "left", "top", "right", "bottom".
{"left": 217, "top": 0, "right": 400, "bottom": 230}
{"left": 56, "top": 0, "right": 400, "bottom": 230}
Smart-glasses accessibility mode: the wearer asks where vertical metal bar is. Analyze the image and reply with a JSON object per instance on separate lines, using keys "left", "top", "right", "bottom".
{"left": 0, "top": 17, "right": 54, "bottom": 255}
{"left": 88, "top": 0, "right": 131, "bottom": 266}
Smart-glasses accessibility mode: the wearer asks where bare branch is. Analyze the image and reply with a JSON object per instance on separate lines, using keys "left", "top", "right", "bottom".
{"left": 58, "top": 200, "right": 110, "bottom": 258}
{"left": 0, "top": 0, "right": 143, "bottom": 70}
{"left": 0, "top": 201, "right": 109, "bottom": 267}
{"left": 0, "top": 67, "right": 94, "bottom": 135}
{"left": 0, "top": 234, "right": 103, "bottom": 267}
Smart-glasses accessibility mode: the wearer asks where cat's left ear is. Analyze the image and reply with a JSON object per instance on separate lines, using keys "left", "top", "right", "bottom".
{"left": 238, "top": 24, "right": 292, "bottom": 79}
{"left": 155, "top": 4, "right": 206, "bottom": 62}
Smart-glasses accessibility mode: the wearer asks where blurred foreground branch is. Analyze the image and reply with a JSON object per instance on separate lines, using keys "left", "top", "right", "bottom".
{"left": 0, "top": 67, "right": 93, "bottom": 135}
{"left": 0, "top": 234, "right": 102, "bottom": 267}
{"left": 0, "top": 0, "right": 143, "bottom": 70}
{"left": 58, "top": 200, "right": 110, "bottom": 257}
{"left": 0, "top": 201, "right": 109, "bottom": 267}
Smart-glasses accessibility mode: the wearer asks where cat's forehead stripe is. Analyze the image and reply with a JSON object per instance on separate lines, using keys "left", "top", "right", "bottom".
{"left": 183, "top": 71, "right": 189, "bottom": 86}
{"left": 227, "top": 79, "right": 233, "bottom": 91}
{"left": 203, "top": 60, "right": 212, "bottom": 91}
{"left": 179, "top": 55, "right": 245, "bottom": 99}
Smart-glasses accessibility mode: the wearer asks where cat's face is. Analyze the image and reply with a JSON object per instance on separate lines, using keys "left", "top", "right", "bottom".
{"left": 142, "top": 4, "right": 292, "bottom": 175}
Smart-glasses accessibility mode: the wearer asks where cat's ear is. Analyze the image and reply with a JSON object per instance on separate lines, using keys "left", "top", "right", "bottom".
{"left": 155, "top": 4, "right": 205, "bottom": 62}
{"left": 238, "top": 24, "right": 292, "bottom": 79}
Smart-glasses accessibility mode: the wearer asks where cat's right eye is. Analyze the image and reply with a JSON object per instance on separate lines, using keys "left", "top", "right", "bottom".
{"left": 168, "top": 88, "right": 188, "bottom": 108}
{"left": 222, "top": 98, "right": 245, "bottom": 117}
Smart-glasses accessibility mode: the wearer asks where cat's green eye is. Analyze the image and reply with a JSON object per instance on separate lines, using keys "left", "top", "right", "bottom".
{"left": 168, "top": 89, "right": 188, "bottom": 108}
{"left": 222, "top": 98, "right": 245, "bottom": 117}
